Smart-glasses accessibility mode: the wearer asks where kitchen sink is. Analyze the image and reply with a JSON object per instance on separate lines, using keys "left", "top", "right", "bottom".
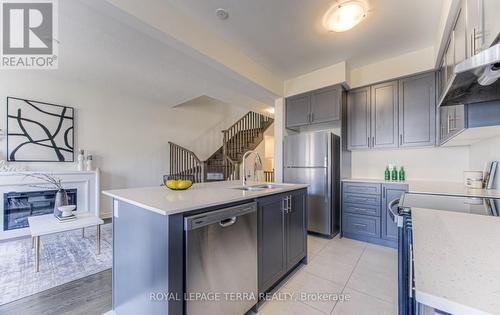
{"left": 232, "top": 186, "right": 266, "bottom": 192}
{"left": 232, "top": 184, "right": 288, "bottom": 191}
{"left": 250, "top": 184, "right": 288, "bottom": 189}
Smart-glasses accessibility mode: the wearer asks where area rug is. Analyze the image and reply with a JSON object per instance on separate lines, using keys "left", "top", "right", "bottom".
{"left": 0, "top": 223, "right": 112, "bottom": 305}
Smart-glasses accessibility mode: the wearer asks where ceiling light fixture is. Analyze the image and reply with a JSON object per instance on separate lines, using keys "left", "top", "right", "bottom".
{"left": 323, "top": 1, "right": 367, "bottom": 32}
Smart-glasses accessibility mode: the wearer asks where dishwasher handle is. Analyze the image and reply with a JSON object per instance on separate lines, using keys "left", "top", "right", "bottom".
{"left": 219, "top": 217, "right": 237, "bottom": 227}
{"left": 185, "top": 202, "right": 257, "bottom": 230}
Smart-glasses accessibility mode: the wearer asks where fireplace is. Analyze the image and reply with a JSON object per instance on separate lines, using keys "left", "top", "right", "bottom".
{"left": 3, "top": 189, "right": 78, "bottom": 231}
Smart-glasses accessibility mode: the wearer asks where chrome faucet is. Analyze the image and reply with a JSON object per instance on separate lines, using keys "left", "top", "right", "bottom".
{"left": 242, "top": 150, "right": 263, "bottom": 187}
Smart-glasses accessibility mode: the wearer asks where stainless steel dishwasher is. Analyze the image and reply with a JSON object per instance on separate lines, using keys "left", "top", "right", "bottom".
{"left": 184, "top": 202, "right": 257, "bottom": 315}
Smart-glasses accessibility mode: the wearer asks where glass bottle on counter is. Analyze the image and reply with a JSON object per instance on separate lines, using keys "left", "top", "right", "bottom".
{"left": 384, "top": 166, "right": 390, "bottom": 181}
{"left": 399, "top": 166, "right": 406, "bottom": 181}
{"left": 391, "top": 166, "right": 398, "bottom": 181}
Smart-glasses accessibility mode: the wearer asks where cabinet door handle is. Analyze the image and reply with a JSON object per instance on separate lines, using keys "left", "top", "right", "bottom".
{"left": 282, "top": 198, "right": 287, "bottom": 214}
{"left": 310, "top": 112, "right": 314, "bottom": 122}
{"left": 288, "top": 196, "right": 292, "bottom": 213}
{"left": 399, "top": 134, "right": 403, "bottom": 145}
{"left": 372, "top": 137, "right": 375, "bottom": 148}
{"left": 367, "top": 136, "right": 370, "bottom": 148}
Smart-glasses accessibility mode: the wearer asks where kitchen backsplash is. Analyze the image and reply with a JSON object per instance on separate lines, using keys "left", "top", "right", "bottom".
{"left": 351, "top": 146, "right": 470, "bottom": 182}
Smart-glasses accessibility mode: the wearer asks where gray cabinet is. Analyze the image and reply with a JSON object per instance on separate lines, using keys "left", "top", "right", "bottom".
{"left": 439, "top": 104, "right": 465, "bottom": 144}
{"left": 398, "top": 72, "right": 436, "bottom": 147}
{"left": 258, "top": 194, "right": 286, "bottom": 293}
{"left": 347, "top": 87, "right": 371, "bottom": 150}
{"left": 381, "top": 184, "right": 408, "bottom": 243}
{"left": 342, "top": 181, "right": 406, "bottom": 248}
{"left": 311, "top": 86, "right": 341, "bottom": 123}
{"left": 371, "top": 81, "right": 399, "bottom": 149}
{"left": 286, "top": 190, "right": 307, "bottom": 268}
{"left": 454, "top": 6, "right": 467, "bottom": 65}
{"left": 257, "top": 189, "right": 307, "bottom": 294}
{"left": 466, "top": 0, "right": 500, "bottom": 56}
{"left": 285, "top": 85, "right": 342, "bottom": 129}
{"left": 286, "top": 94, "right": 310, "bottom": 128}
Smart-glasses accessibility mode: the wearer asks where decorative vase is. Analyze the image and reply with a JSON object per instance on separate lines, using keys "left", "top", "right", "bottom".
{"left": 54, "top": 189, "right": 69, "bottom": 217}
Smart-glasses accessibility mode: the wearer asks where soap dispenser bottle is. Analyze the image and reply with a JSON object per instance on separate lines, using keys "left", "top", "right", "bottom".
{"left": 384, "top": 166, "right": 390, "bottom": 181}
{"left": 399, "top": 166, "right": 406, "bottom": 181}
{"left": 391, "top": 165, "right": 398, "bottom": 181}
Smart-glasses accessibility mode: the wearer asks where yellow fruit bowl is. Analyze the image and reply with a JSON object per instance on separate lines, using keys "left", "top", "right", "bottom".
{"left": 163, "top": 175, "right": 194, "bottom": 190}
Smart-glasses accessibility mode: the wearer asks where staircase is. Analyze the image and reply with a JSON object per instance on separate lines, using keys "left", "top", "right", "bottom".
{"left": 169, "top": 111, "right": 273, "bottom": 183}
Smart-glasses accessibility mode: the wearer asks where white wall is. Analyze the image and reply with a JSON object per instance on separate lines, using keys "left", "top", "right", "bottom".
{"left": 0, "top": 72, "right": 245, "bottom": 215}
{"left": 351, "top": 146, "right": 470, "bottom": 182}
{"left": 347, "top": 47, "right": 435, "bottom": 88}
{"left": 284, "top": 61, "right": 347, "bottom": 97}
{"left": 469, "top": 136, "right": 500, "bottom": 189}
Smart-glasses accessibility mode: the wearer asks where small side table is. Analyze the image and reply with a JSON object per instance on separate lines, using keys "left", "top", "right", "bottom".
{"left": 28, "top": 212, "right": 104, "bottom": 272}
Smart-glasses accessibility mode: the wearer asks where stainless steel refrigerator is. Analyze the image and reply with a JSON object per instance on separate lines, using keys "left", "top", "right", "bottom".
{"left": 284, "top": 131, "right": 340, "bottom": 238}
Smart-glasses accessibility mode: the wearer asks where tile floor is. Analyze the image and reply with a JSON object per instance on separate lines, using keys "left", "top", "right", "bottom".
{"left": 253, "top": 235, "right": 398, "bottom": 315}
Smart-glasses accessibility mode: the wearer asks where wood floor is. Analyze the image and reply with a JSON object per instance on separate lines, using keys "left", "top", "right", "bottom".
{"left": 0, "top": 269, "right": 112, "bottom": 315}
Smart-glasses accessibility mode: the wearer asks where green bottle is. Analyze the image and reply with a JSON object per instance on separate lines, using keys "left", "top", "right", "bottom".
{"left": 391, "top": 166, "right": 398, "bottom": 181}
{"left": 384, "top": 166, "right": 390, "bottom": 181}
{"left": 399, "top": 166, "right": 406, "bottom": 181}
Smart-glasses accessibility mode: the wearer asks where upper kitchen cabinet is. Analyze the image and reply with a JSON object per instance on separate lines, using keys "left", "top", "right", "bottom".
{"left": 466, "top": 0, "right": 500, "bottom": 56}
{"left": 285, "top": 85, "right": 342, "bottom": 129}
{"left": 482, "top": 0, "right": 500, "bottom": 49}
{"left": 286, "top": 93, "right": 311, "bottom": 128}
{"left": 347, "top": 73, "right": 437, "bottom": 151}
{"left": 310, "top": 86, "right": 341, "bottom": 124}
{"left": 398, "top": 72, "right": 436, "bottom": 147}
{"left": 370, "top": 81, "right": 399, "bottom": 149}
{"left": 347, "top": 86, "right": 371, "bottom": 150}
{"left": 454, "top": 6, "right": 467, "bottom": 65}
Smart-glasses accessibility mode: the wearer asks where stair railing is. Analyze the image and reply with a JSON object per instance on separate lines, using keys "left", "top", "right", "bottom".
{"left": 224, "top": 156, "right": 240, "bottom": 180}
{"left": 222, "top": 111, "right": 273, "bottom": 163}
{"left": 168, "top": 142, "right": 205, "bottom": 183}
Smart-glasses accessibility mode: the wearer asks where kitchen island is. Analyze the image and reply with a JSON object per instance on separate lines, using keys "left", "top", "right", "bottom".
{"left": 411, "top": 207, "right": 500, "bottom": 315}
{"left": 103, "top": 181, "right": 308, "bottom": 315}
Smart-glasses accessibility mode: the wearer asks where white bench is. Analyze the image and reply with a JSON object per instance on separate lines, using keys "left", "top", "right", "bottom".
{"left": 28, "top": 212, "right": 104, "bottom": 272}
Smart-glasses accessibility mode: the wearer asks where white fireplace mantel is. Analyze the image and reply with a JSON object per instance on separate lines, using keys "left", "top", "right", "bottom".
{"left": 0, "top": 169, "right": 101, "bottom": 240}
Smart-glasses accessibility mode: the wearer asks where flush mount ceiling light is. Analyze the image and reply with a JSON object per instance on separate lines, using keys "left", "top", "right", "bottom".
{"left": 323, "top": 1, "right": 367, "bottom": 32}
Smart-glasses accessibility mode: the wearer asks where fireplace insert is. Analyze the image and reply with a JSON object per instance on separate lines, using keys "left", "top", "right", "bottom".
{"left": 3, "top": 189, "right": 77, "bottom": 231}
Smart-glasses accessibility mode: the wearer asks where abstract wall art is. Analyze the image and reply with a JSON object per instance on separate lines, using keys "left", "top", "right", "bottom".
{"left": 6, "top": 97, "right": 74, "bottom": 162}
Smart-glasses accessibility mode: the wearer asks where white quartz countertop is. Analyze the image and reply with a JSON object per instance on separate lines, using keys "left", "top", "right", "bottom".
{"left": 342, "top": 178, "right": 500, "bottom": 198}
{"left": 102, "top": 181, "right": 308, "bottom": 216}
{"left": 412, "top": 207, "right": 500, "bottom": 315}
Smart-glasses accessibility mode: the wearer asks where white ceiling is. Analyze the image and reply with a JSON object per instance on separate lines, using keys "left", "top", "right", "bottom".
{"left": 168, "top": 0, "right": 443, "bottom": 79}
{"left": 43, "top": 0, "right": 275, "bottom": 109}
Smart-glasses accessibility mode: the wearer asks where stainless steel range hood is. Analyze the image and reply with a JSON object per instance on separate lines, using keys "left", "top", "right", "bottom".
{"left": 439, "top": 42, "right": 500, "bottom": 107}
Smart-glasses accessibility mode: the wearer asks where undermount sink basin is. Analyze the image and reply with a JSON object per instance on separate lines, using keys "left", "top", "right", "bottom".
{"left": 232, "top": 184, "right": 288, "bottom": 191}
{"left": 232, "top": 186, "right": 266, "bottom": 192}
{"left": 251, "top": 184, "right": 288, "bottom": 189}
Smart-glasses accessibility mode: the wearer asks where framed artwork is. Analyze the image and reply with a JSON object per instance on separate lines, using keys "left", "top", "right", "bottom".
{"left": 6, "top": 97, "right": 74, "bottom": 162}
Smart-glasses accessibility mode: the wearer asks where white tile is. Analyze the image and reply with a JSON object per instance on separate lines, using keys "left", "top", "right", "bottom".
{"left": 280, "top": 269, "right": 344, "bottom": 314}
{"left": 304, "top": 254, "right": 355, "bottom": 286}
{"left": 332, "top": 289, "right": 396, "bottom": 315}
{"left": 308, "top": 236, "right": 329, "bottom": 258}
{"left": 254, "top": 299, "right": 326, "bottom": 315}
{"left": 356, "top": 245, "right": 397, "bottom": 276}
{"left": 316, "top": 241, "right": 365, "bottom": 266}
{"left": 346, "top": 263, "right": 397, "bottom": 304}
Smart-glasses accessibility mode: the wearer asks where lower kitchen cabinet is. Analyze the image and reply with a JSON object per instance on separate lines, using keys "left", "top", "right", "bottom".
{"left": 257, "top": 189, "right": 307, "bottom": 294}
{"left": 342, "top": 181, "right": 408, "bottom": 248}
{"left": 381, "top": 184, "right": 408, "bottom": 243}
{"left": 286, "top": 190, "right": 307, "bottom": 268}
